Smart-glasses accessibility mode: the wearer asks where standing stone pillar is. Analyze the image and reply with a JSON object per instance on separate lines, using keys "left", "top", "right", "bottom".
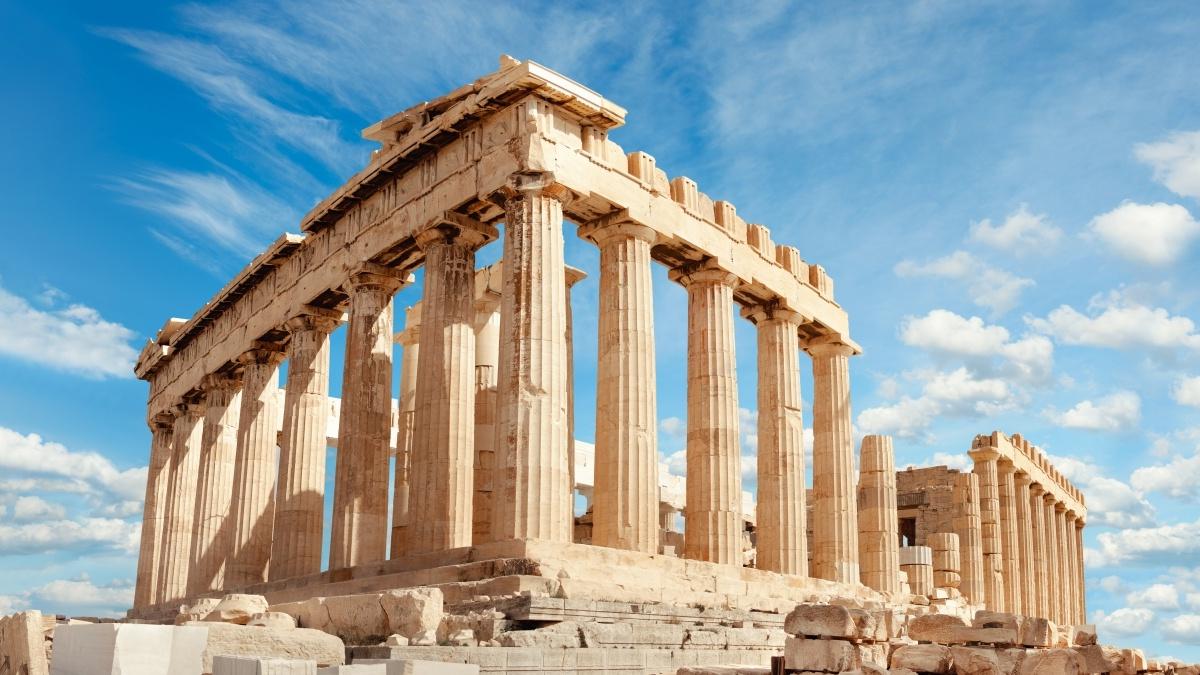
{"left": 1075, "top": 518, "right": 1087, "bottom": 623}
{"left": 747, "top": 304, "right": 807, "bottom": 575}
{"left": 807, "top": 337, "right": 859, "bottom": 584}
{"left": 857, "top": 435, "right": 898, "bottom": 592}
{"left": 669, "top": 260, "right": 743, "bottom": 565}
{"left": 899, "top": 546, "right": 934, "bottom": 596}
{"left": 1056, "top": 503, "right": 1071, "bottom": 624}
{"left": 134, "top": 412, "right": 175, "bottom": 608}
{"left": 226, "top": 346, "right": 285, "bottom": 587}
{"left": 391, "top": 308, "right": 420, "bottom": 557}
{"left": 930, "top": 532, "right": 961, "bottom": 590}
{"left": 1029, "top": 484, "right": 1050, "bottom": 618}
{"left": 409, "top": 216, "right": 496, "bottom": 553}
{"left": 272, "top": 310, "right": 339, "bottom": 581}
{"left": 1065, "top": 511, "right": 1080, "bottom": 624}
{"left": 159, "top": 402, "right": 205, "bottom": 603}
{"left": 565, "top": 266, "right": 585, "bottom": 534}
{"left": 1042, "top": 493, "right": 1061, "bottom": 622}
{"left": 952, "top": 471, "right": 985, "bottom": 606}
{"left": 472, "top": 306, "right": 500, "bottom": 544}
{"left": 581, "top": 218, "right": 661, "bottom": 554}
{"left": 1014, "top": 472, "right": 1036, "bottom": 616}
{"left": 330, "top": 264, "right": 406, "bottom": 569}
{"left": 997, "top": 461, "right": 1022, "bottom": 614}
{"left": 188, "top": 373, "right": 243, "bottom": 596}
{"left": 970, "top": 445, "right": 1004, "bottom": 611}
{"left": 493, "top": 174, "right": 573, "bottom": 542}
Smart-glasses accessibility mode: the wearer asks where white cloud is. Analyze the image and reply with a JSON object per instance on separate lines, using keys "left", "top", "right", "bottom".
{"left": 900, "top": 309, "right": 1053, "bottom": 383}
{"left": 0, "top": 594, "right": 28, "bottom": 615}
{"left": 969, "top": 204, "right": 1062, "bottom": 252}
{"left": 1052, "top": 454, "right": 1155, "bottom": 529}
{"left": 1173, "top": 377, "right": 1200, "bottom": 409}
{"left": 660, "top": 417, "right": 684, "bottom": 436}
{"left": 1088, "top": 518, "right": 1200, "bottom": 568}
{"left": 924, "top": 451, "right": 972, "bottom": 472}
{"left": 0, "top": 283, "right": 138, "bottom": 379}
{"left": 0, "top": 518, "right": 140, "bottom": 556}
{"left": 1162, "top": 614, "right": 1200, "bottom": 645}
{"left": 1131, "top": 453, "right": 1200, "bottom": 502}
{"left": 0, "top": 575, "right": 134, "bottom": 618}
{"left": 1135, "top": 130, "right": 1200, "bottom": 201}
{"left": 1127, "top": 583, "right": 1180, "bottom": 610}
{"left": 0, "top": 427, "right": 145, "bottom": 502}
{"left": 1093, "top": 607, "right": 1154, "bottom": 638}
{"left": 895, "top": 251, "right": 1033, "bottom": 315}
{"left": 1088, "top": 201, "right": 1200, "bottom": 266}
{"left": 1046, "top": 391, "right": 1141, "bottom": 432}
{"left": 11, "top": 496, "right": 67, "bottom": 522}
{"left": 858, "top": 367, "right": 1018, "bottom": 439}
{"left": 1027, "top": 289, "right": 1200, "bottom": 352}
{"left": 1100, "top": 575, "right": 1127, "bottom": 594}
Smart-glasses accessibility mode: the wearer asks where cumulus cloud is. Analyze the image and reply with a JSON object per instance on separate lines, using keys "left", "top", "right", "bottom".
{"left": 1053, "top": 454, "right": 1155, "bottom": 529}
{"left": 895, "top": 251, "right": 1033, "bottom": 315}
{"left": 1088, "top": 201, "right": 1200, "bottom": 266}
{"left": 858, "top": 367, "right": 1018, "bottom": 439}
{"left": 0, "top": 575, "right": 134, "bottom": 618}
{"left": 969, "top": 205, "right": 1062, "bottom": 252}
{"left": 11, "top": 495, "right": 67, "bottom": 522}
{"left": 0, "top": 427, "right": 146, "bottom": 502}
{"left": 660, "top": 417, "right": 684, "bottom": 436}
{"left": 1088, "top": 518, "right": 1200, "bottom": 568}
{"left": 1093, "top": 607, "right": 1155, "bottom": 638}
{"left": 1045, "top": 391, "right": 1141, "bottom": 432}
{"left": 1027, "top": 289, "right": 1200, "bottom": 352}
{"left": 1135, "top": 130, "right": 1200, "bottom": 201}
{"left": 1131, "top": 452, "right": 1200, "bottom": 502}
{"left": 900, "top": 309, "right": 1053, "bottom": 383}
{"left": 1127, "top": 583, "right": 1181, "bottom": 610}
{"left": 0, "top": 517, "right": 140, "bottom": 556}
{"left": 0, "top": 282, "right": 138, "bottom": 379}
{"left": 1162, "top": 614, "right": 1200, "bottom": 645}
{"left": 1173, "top": 377, "right": 1200, "bottom": 409}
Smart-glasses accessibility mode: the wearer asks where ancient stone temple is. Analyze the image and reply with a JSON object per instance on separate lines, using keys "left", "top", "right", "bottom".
{"left": 114, "top": 58, "right": 1123, "bottom": 674}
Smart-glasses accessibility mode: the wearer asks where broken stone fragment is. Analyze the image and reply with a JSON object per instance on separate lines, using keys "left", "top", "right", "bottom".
{"left": 177, "top": 598, "right": 222, "bottom": 625}
{"left": 909, "top": 613, "right": 969, "bottom": 642}
{"left": 1018, "top": 648, "right": 1087, "bottom": 675}
{"left": 380, "top": 587, "right": 443, "bottom": 640}
{"left": 247, "top": 612, "right": 297, "bottom": 630}
{"left": 203, "top": 594, "right": 269, "bottom": 625}
{"left": 891, "top": 643, "right": 953, "bottom": 673}
{"left": 381, "top": 634, "right": 409, "bottom": 647}
{"left": 188, "top": 622, "right": 344, "bottom": 672}
{"left": 784, "top": 636, "right": 860, "bottom": 672}
{"left": 321, "top": 594, "right": 388, "bottom": 645}
{"left": 784, "top": 604, "right": 875, "bottom": 640}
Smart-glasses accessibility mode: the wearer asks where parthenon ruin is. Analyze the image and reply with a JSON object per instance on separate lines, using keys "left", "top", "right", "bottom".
{"left": 119, "top": 57, "right": 1100, "bottom": 672}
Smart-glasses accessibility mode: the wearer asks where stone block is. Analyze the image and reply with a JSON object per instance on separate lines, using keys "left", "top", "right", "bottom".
{"left": 1120, "top": 649, "right": 1146, "bottom": 675}
{"left": 685, "top": 628, "right": 729, "bottom": 649}
{"left": 324, "top": 594, "right": 388, "bottom": 644}
{"left": 271, "top": 598, "right": 332, "bottom": 633}
{"left": 950, "top": 646, "right": 1026, "bottom": 675}
{"left": 784, "top": 637, "right": 859, "bottom": 672}
{"left": 193, "top": 622, "right": 344, "bottom": 672}
{"left": 350, "top": 660, "right": 478, "bottom": 675}
{"left": 317, "top": 667, "right": 386, "bottom": 675}
{"left": 1072, "top": 626, "right": 1097, "bottom": 647}
{"left": 178, "top": 599, "right": 222, "bottom": 625}
{"left": 212, "top": 656, "right": 317, "bottom": 675}
{"left": 579, "top": 621, "right": 633, "bottom": 647}
{"left": 974, "top": 612, "right": 1021, "bottom": 633}
{"left": 51, "top": 624, "right": 208, "bottom": 675}
{"left": 205, "top": 595, "right": 270, "bottom": 625}
{"left": 677, "top": 667, "right": 771, "bottom": 675}
{"left": 496, "top": 629, "right": 580, "bottom": 648}
{"left": 248, "top": 613, "right": 298, "bottom": 630}
{"left": 785, "top": 604, "right": 875, "bottom": 640}
{"left": 1020, "top": 618, "right": 1056, "bottom": 648}
{"left": 909, "top": 614, "right": 969, "bottom": 642}
{"left": 0, "top": 611, "right": 49, "bottom": 675}
{"left": 380, "top": 588, "right": 443, "bottom": 640}
{"left": 891, "top": 644, "right": 953, "bottom": 673}
{"left": 1074, "top": 645, "right": 1122, "bottom": 674}
{"left": 1018, "top": 649, "right": 1087, "bottom": 675}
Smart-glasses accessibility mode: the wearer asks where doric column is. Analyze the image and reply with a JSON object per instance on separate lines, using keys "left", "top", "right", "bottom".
{"left": 669, "top": 260, "right": 742, "bottom": 565}
{"left": 1065, "top": 511, "right": 1080, "bottom": 624}
{"left": 408, "top": 215, "right": 497, "bottom": 553}
{"left": 472, "top": 306, "right": 499, "bottom": 544}
{"left": 1014, "top": 472, "right": 1036, "bottom": 616}
{"left": 225, "top": 345, "right": 285, "bottom": 587}
{"left": 391, "top": 307, "right": 420, "bottom": 557}
{"left": 1075, "top": 518, "right": 1087, "bottom": 623}
{"left": 330, "top": 264, "right": 406, "bottom": 569}
{"left": 1042, "top": 493, "right": 1061, "bottom": 622}
{"left": 1029, "top": 483, "right": 1049, "bottom": 618}
{"left": 969, "top": 445, "right": 1004, "bottom": 611}
{"left": 493, "top": 174, "right": 572, "bottom": 542}
{"left": 746, "top": 303, "right": 806, "bottom": 575}
{"left": 1056, "top": 503, "right": 1071, "bottom": 624}
{"left": 807, "top": 336, "right": 859, "bottom": 584}
{"left": 580, "top": 217, "right": 660, "bottom": 554}
{"left": 857, "top": 435, "right": 899, "bottom": 593}
{"left": 564, "top": 266, "right": 586, "bottom": 536}
{"left": 271, "top": 310, "right": 339, "bottom": 580}
{"left": 159, "top": 401, "right": 204, "bottom": 603}
{"left": 134, "top": 412, "right": 175, "bottom": 608}
{"left": 188, "top": 373, "right": 243, "bottom": 596}
{"left": 997, "top": 460, "right": 1022, "bottom": 614}
{"left": 953, "top": 471, "right": 985, "bottom": 606}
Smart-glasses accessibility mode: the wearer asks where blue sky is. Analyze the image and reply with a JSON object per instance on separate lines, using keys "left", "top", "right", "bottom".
{"left": 2, "top": 0, "right": 1200, "bottom": 659}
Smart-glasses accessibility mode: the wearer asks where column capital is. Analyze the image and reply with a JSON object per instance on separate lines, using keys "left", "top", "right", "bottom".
{"left": 171, "top": 401, "right": 205, "bottom": 419}
{"left": 997, "top": 458, "right": 1017, "bottom": 475}
{"left": 578, "top": 209, "right": 658, "bottom": 248}
{"left": 565, "top": 265, "right": 587, "bottom": 288}
{"left": 1075, "top": 516, "right": 1086, "bottom": 529}
{"left": 199, "top": 371, "right": 243, "bottom": 399}
{"left": 804, "top": 333, "right": 856, "bottom": 359}
{"left": 1054, "top": 500, "right": 1067, "bottom": 513}
{"left": 1042, "top": 491, "right": 1058, "bottom": 505}
{"left": 150, "top": 411, "right": 176, "bottom": 432}
{"left": 1013, "top": 471, "right": 1032, "bottom": 487}
{"left": 415, "top": 212, "right": 498, "bottom": 251}
{"left": 394, "top": 325, "right": 420, "bottom": 347}
{"left": 668, "top": 259, "right": 738, "bottom": 289}
{"left": 345, "top": 262, "right": 411, "bottom": 295}
{"left": 969, "top": 445, "right": 1002, "bottom": 463}
{"left": 742, "top": 299, "right": 804, "bottom": 327}
{"left": 237, "top": 343, "right": 287, "bottom": 368}
{"left": 503, "top": 171, "right": 573, "bottom": 204}
{"left": 285, "top": 305, "right": 343, "bottom": 335}
{"left": 1029, "top": 482, "right": 1046, "bottom": 497}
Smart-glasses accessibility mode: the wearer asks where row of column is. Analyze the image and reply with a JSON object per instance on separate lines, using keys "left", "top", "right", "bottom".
{"left": 969, "top": 447, "right": 1087, "bottom": 624}
{"left": 134, "top": 172, "right": 865, "bottom": 609}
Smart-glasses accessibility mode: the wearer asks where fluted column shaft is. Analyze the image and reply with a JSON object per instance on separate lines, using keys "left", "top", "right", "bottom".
{"left": 997, "top": 461, "right": 1022, "bottom": 614}
{"left": 808, "top": 339, "right": 859, "bottom": 584}
{"left": 858, "top": 435, "right": 899, "bottom": 593}
{"left": 188, "top": 375, "right": 243, "bottom": 595}
{"left": 953, "top": 471, "right": 985, "bottom": 605}
{"left": 330, "top": 266, "right": 405, "bottom": 569}
{"left": 225, "top": 347, "right": 284, "bottom": 587}
{"left": 409, "top": 218, "right": 495, "bottom": 553}
{"left": 1029, "top": 484, "right": 1049, "bottom": 618}
{"left": 1042, "top": 494, "right": 1061, "bottom": 622}
{"left": 583, "top": 221, "right": 660, "bottom": 554}
{"left": 1065, "top": 512, "right": 1080, "bottom": 624}
{"left": 494, "top": 176, "right": 572, "bottom": 542}
{"left": 752, "top": 307, "right": 807, "bottom": 575}
{"left": 970, "top": 447, "right": 1004, "bottom": 611}
{"left": 392, "top": 310, "right": 420, "bottom": 557}
{"left": 159, "top": 403, "right": 204, "bottom": 603}
{"left": 1055, "top": 504, "right": 1071, "bottom": 624}
{"left": 671, "top": 262, "right": 742, "bottom": 565}
{"left": 1075, "top": 520, "right": 1087, "bottom": 623}
{"left": 134, "top": 413, "right": 175, "bottom": 608}
{"left": 1014, "top": 473, "right": 1036, "bottom": 616}
{"left": 472, "top": 308, "right": 499, "bottom": 544}
{"left": 271, "top": 313, "right": 338, "bottom": 580}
